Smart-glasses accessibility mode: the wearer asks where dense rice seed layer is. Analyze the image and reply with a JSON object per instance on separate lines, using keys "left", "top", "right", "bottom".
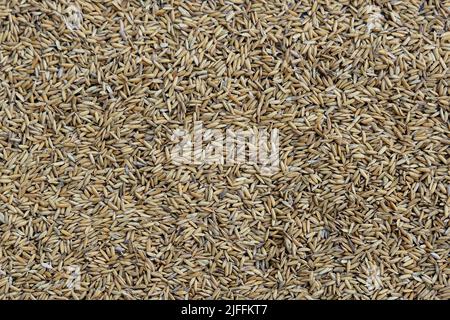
{"left": 0, "top": 0, "right": 449, "bottom": 299}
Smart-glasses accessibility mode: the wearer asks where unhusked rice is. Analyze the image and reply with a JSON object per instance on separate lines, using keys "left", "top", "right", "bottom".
{"left": 0, "top": 0, "right": 449, "bottom": 299}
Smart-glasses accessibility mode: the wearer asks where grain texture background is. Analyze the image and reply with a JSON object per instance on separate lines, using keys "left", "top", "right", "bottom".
{"left": 0, "top": 0, "right": 448, "bottom": 299}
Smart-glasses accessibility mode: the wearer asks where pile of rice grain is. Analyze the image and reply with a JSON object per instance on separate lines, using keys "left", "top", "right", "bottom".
{"left": 0, "top": 0, "right": 448, "bottom": 299}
